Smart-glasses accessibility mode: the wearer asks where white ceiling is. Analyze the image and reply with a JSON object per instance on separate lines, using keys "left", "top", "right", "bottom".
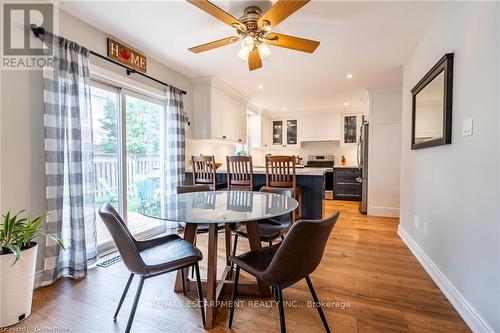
{"left": 58, "top": 1, "right": 441, "bottom": 112}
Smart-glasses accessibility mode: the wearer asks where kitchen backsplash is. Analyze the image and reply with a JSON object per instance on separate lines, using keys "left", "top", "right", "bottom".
{"left": 186, "top": 139, "right": 358, "bottom": 168}
{"left": 250, "top": 141, "right": 358, "bottom": 167}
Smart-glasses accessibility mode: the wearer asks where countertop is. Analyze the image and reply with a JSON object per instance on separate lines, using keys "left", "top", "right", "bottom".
{"left": 186, "top": 166, "right": 331, "bottom": 176}
{"left": 333, "top": 165, "right": 359, "bottom": 169}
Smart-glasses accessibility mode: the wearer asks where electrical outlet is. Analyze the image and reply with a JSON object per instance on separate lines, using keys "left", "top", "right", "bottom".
{"left": 462, "top": 118, "right": 473, "bottom": 136}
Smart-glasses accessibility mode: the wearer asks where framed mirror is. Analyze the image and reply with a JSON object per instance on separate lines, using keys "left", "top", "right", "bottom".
{"left": 411, "top": 53, "right": 454, "bottom": 150}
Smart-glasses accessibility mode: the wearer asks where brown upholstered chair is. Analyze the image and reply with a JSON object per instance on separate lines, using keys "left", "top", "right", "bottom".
{"left": 229, "top": 212, "right": 340, "bottom": 333}
{"left": 265, "top": 155, "right": 303, "bottom": 221}
{"left": 99, "top": 203, "right": 205, "bottom": 333}
{"left": 226, "top": 155, "right": 253, "bottom": 191}
{"left": 192, "top": 155, "right": 226, "bottom": 190}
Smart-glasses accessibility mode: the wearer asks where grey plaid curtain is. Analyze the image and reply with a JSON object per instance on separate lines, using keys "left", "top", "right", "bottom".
{"left": 163, "top": 86, "right": 185, "bottom": 222}
{"left": 38, "top": 32, "right": 97, "bottom": 286}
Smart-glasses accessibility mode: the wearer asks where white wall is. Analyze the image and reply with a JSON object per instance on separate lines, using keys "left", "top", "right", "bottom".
{"left": 399, "top": 2, "right": 500, "bottom": 332}
{"left": 367, "top": 88, "right": 402, "bottom": 217}
{"left": 0, "top": 8, "right": 193, "bottom": 271}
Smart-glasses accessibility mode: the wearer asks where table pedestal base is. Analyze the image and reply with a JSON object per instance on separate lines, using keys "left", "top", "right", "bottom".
{"left": 174, "top": 222, "right": 272, "bottom": 329}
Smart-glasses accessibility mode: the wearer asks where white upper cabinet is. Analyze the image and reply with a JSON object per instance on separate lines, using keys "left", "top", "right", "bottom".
{"left": 340, "top": 113, "right": 365, "bottom": 147}
{"left": 270, "top": 118, "right": 299, "bottom": 148}
{"left": 300, "top": 111, "right": 341, "bottom": 142}
{"left": 192, "top": 77, "right": 248, "bottom": 143}
{"left": 248, "top": 112, "right": 271, "bottom": 148}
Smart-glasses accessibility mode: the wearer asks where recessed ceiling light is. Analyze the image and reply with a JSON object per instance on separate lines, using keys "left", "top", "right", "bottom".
{"left": 344, "top": 102, "right": 349, "bottom": 106}
{"left": 282, "top": 107, "right": 287, "bottom": 111}
{"left": 258, "top": 84, "right": 264, "bottom": 90}
{"left": 346, "top": 73, "right": 353, "bottom": 79}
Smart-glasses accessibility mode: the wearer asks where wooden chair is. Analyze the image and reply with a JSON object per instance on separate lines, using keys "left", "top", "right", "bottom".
{"left": 265, "top": 155, "right": 303, "bottom": 220}
{"left": 192, "top": 155, "right": 226, "bottom": 190}
{"left": 226, "top": 155, "right": 253, "bottom": 191}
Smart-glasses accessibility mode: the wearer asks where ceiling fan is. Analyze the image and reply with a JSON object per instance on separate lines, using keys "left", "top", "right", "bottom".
{"left": 187, "top": 0, "right": 320, "bottom": 71}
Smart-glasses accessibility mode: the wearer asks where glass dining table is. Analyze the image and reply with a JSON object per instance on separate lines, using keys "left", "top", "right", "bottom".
{"left": 139, "top": 190, "right": 298, "bottom": 328}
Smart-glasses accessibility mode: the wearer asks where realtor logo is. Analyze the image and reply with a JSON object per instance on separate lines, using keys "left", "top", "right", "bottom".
{"left": 2, "top": 2, "right": 53, "bottom": 56}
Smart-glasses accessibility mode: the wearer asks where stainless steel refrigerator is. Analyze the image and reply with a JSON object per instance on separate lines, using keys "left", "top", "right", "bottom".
{"left": 357, "top": 121, "right": 369, "bottom": 214}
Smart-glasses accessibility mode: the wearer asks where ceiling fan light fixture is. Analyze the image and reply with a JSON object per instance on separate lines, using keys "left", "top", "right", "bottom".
{"left": 258, "top": 43, "right": 271, "bottom": 59}
{"left": 241, "top": 36, "right": 254, "bottom": 52}
{"left": 237, "top": 48, "right": 250, "bottom": 61}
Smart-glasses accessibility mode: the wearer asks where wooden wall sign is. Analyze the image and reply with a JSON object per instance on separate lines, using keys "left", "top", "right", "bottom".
{"left": 107, "top": 38, "right": 147, "bottom": 73}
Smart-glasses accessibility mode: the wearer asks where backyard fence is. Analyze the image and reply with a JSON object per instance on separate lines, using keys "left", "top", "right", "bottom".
{"left": 94, "top": 153, "right": 160, "bottom": 198}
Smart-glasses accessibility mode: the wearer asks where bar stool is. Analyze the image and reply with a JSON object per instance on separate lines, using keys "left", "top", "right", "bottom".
{"left": 192, "top": 155, "right": 226, "bottom": 190}
{"left": 265, "top": 155, "right": 303, "bottom": 221}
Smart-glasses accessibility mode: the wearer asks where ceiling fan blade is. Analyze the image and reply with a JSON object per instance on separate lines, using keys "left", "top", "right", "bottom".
{"left": 257, "top": 0, "right": 309, "bottom": 28}
{"left": 248, "top": 48, "right": 262, "bottom": 71}
{"left": 187, "top": 0, "right": 245, "bottom": 30}
{"left": 188, "top": 37, "right": 239, "bottom": 53}
{"left": 265, "top": 33, "right": 319, "bottom": 53}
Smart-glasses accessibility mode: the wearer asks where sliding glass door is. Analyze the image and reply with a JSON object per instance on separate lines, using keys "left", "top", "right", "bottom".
{"left": 124, "top": 93, "right": 164, "bottom": 236}
{"left": 90, "top": 81, "right": 166, "bottom": 253}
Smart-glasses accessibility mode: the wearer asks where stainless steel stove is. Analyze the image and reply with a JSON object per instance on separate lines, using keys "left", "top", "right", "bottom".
{"left": 305, "top": 155, "right": 335, "bottom": 168}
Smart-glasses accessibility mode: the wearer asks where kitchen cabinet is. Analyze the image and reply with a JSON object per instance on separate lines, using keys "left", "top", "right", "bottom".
{"left": 333, "top": 167, "right": 362, "bottom": 201}
{"left": 192, "top": 77, "right": 248, "bottom": 143}
{"left": 271, "top": 118, "right": 299, "bottom": 147}
{"left": 248, "top": 112, "right": 271, "bottom": 148}
{"left": 341, "top": 113, "right": 365, "bottom": 147}
{"left": 300, "top": 111, "right": 341, "bottom": 142}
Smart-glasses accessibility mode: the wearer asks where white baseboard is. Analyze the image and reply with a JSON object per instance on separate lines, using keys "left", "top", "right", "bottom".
{"left": 397, "top": 225, "right": 494, "bottom": 333}
{"left": 367, "top": 205, "right": 400, "bottom": 217}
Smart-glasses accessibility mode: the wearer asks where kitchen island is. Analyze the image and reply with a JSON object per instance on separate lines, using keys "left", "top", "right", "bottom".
{"left": 185, "top": 167, "right": 329, "bottom": 219}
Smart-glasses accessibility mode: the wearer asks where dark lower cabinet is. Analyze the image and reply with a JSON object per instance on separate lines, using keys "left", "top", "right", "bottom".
{"left": 333, "top": 167, "right": 362, "bottom": 201}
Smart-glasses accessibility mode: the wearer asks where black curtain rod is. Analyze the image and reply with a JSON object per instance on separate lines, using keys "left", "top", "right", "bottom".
{"left": 30, "top": 25, "right": 187, "bottom": 95}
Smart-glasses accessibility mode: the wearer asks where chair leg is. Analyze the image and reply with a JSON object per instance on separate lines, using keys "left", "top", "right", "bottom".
{"left": 297, "top": 190, "right": 303, "bottom": 220}
{"left": 276, "top": 286, "right": 286, "bottom": 333}
{"left": 194, "top": 263, "right": 206, "bottom": 328}
{"left": 125, "top": 276, "right": 145, "bottom": 333}
{"left": 114, "top": 273, "right": 134, "bottom": 320}
{"left": 181, "top": 269, "right": 186, "bottom": 295}
{"left": 305, "top": 276, "right": 331, "bottom": 333}
{"left": 191, "top": 238, "right": 197, "bottom": 279}
{"left": 228, "top": 265, "right": 240, "bottom": 328}
{"left": 229, "top": 234, "right": 238, "bottom": 278}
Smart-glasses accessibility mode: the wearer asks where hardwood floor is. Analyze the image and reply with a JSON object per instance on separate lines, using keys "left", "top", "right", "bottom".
{"left": 9, "top": 201, "right": 470, "bottom": 332}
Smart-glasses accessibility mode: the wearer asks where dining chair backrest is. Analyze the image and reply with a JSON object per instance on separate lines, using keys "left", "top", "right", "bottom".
{"left": 177, "top": 184, "right": 211, "bottom": 194}
{"left": 192, "top": 155, "right": 217, "bottom": 188}
{"left": 265, "top": 155, "right": 296, "bottom": 189}
{"left": 260, "top": 186, "right": 293, "bottom": 225}
{"left": 262, "top": 212, "right": 340, "bottom": 286}
{"left": 226, "top": 155, "right": 253, "bottom": 191}
{"left": 98, "top": 203, "right": 146, "bottom": 275}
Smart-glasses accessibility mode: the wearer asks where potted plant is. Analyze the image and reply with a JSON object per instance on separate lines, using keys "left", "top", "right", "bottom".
{"left": 0, "top": 211, "right": 63, "bottom": 327}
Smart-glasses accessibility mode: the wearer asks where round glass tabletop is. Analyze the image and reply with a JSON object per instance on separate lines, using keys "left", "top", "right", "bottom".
{"left": 138, "top": 190, "right": 298, "bottom": 224}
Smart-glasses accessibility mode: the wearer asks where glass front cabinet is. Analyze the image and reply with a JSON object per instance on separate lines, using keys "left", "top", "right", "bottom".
{"left": 272, "top": 119, "right": 298, "bottom": 147}
{"left": 341, "top": 113, "right": 364, "bottom": 147}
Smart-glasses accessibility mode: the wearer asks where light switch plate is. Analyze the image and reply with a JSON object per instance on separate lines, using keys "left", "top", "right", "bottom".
{"left": 462, "top": 118, "right": 473, "bottom": 136}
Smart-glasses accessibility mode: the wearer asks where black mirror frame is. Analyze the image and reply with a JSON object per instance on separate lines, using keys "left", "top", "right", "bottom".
{"left": 411, "top": 53, "right": 454, "bottom": 150}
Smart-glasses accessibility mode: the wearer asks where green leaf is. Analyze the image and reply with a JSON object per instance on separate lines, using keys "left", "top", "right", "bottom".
{"left": 5, "top": 243, "right": 22, "bottom": 265}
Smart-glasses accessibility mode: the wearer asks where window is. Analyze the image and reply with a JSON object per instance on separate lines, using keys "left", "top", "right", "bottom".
{"left": 90, "top": 81, "right": 167, "bottom": 253}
